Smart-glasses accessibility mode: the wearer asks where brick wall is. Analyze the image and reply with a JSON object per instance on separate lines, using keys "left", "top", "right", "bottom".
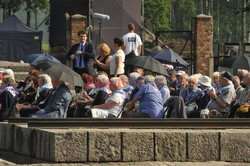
{"left": 51, "top": 14, "right": 87, "bottom": 66}
{"left": 194, "top": 14, "right": 214, "bottom": 76}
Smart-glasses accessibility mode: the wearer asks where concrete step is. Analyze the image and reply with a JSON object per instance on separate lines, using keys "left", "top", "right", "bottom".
{"left": 14, "top": 72, "right": 29, "bottom": 82}
{"left": 0, "top": 61, "right": 30, "bottom": 72}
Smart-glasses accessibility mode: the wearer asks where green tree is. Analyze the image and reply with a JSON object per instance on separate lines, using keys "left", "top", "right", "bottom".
{"left": 171, "top": 0, "right": 196, "bottom": 30}
{"left": 24, "top": 0, "right": 49, "bottom": 27}
{"left": 0, "top": 0, "right": 23, "bottom": 20}
{"left": 144, "top": 0, "right": 171, "bottom": 33}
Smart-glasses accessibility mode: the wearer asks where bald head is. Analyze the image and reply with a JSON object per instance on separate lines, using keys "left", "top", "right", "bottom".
{"left": 243, "top": 72, "right": 250, "bottom": 86}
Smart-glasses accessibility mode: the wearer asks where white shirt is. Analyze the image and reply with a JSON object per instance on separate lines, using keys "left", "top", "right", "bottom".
{"left": 122, "top": 32, "right": 142, "bottom": 56}
{"left": 110, "top": 49, "right": 125, "bottom": 75}
{"left": 91, "top": 93, "right": 125, "bottom": 118}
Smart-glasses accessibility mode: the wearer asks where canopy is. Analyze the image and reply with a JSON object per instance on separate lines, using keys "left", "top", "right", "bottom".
{"left": 0, "top": 15, "right": 43, "bottom": 62}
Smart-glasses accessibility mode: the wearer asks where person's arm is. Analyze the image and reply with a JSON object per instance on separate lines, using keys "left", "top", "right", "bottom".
{"left": 95, "top": 56, "right": 111, "bottom": 70}
{"left": 114, "top": 56, "right": 122, "bottom": 77}
{"left": 207, "top": 90, "right": 228, "bottom": 108}
{"left": 125, "top": 97, "right": 139, "bottom": 111}
{"left": 66, "top": 45, "right": 76, "bottom": 60}
{"left": 92, "top": 100, "right": 117, "bottom": 109}
{"left": 137, "top": 45, "right": 142, "bottom": 56}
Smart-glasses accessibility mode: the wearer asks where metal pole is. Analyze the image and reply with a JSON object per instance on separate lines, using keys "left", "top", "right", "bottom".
{"left": 217, "top": 0, "right": 220, "bottom": 43}
{"left": 98, "top": 19, "right": 102, "bottom": 45}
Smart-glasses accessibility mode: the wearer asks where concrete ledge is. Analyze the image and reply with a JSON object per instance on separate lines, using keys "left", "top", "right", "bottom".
{"left": 0, "top": 123, "right": 250, "bottom": 163}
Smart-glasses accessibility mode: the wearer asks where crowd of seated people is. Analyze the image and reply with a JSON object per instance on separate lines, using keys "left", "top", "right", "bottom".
{"left": 0, "top": 64, "right": 249, "bottom": 120}
{"left": 0, "top": 41, "right": 249, "bottom": 119}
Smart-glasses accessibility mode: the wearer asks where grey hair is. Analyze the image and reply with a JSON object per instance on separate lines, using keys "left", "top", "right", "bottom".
{"left": 188, "top": 75, "right": 198, "bottom": 84}
{"left": 144, "top": 75, "right": 155, "bottom": 84}
{"left": 155, "top": 75, "right": 167, "bottom": 85}
{"left": 110, "top": 77, "right": 124, "bottom": 90}
{"left": 39, "top": 74, "right": 51, "bottom": 84}
{"left": 96, "top": 74, "right": 109, "bottom": 87}
{"left": 232, "top": 76, "right": 240, "bottom": 84}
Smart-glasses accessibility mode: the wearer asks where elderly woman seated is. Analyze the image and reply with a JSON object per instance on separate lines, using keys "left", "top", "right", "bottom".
{"left": 18, "top": 74, "right": 53, "bottom": 117}
{"left": 90, "top": 77, "right": 126, "bottom": 118}
{"left": 0, "top": 75, "right": 18, "bottom": 120}
{"left": 125, "top": 75, "right": 164, "bottom": 118}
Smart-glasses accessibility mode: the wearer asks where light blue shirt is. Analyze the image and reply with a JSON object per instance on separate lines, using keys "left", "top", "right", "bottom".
{"left": 74, "top": 43, "right": 86, "bottom": 68}
{"left": 134, "top": 83, "right": 164, "bottom": 118}
{"left": 160, "top": 85, "right": 170, "bottom": 103}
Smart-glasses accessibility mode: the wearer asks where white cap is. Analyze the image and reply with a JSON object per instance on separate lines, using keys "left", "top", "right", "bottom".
{"left": 176, "top": 70, "right": 185, "bottom": 76}
{"left": 3, "top": 69, "right": 14, "bottom": 76}
{"left": 0, "top": 68, "right": 5, "bottom": 73}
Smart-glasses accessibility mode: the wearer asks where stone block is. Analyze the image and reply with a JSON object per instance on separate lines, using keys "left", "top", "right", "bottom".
{"left": 155, "top": 132, "right": 186, "bottom": 161}
{"left": 50, "top": 130, "right": 87, "bottom": 162}
{"left": 5, "top": 124, "right": 15, "bottom": 152}
{"left": 89, "top": 131, "right": 121, "bottom": 162}
{"left": 221, "top": 132, "right": 250, "bottom": 162}
{"left": 13, "top": 125, "right": 24, "bottom": 154}
{"left": 0, "top": 123, "right": 8, "bottom": 150}
{"left": 21, "top": 127, "right": 33, "bottom": 156}
{"left": 187, "top": 132, "right": 219, "bottom": 161}
{"left": 122, "top": 132, "right": 154, "bottom": 161}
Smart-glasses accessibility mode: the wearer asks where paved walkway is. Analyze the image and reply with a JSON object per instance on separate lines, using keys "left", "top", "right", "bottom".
{"left": 1, "top": 159, "right": 250, "bottom": 166}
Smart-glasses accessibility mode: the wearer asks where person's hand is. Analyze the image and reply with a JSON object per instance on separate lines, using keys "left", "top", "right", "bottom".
{"left": 76, "top": 51, "right": 83, "bottom": 55}
{"left": 70, "top": 54, "right": 75, "bottom": 60}
{"left": 82, "top": 90, "right": 88, "bottom": 97}
{"left": 16, "top": 104, "right": 24, "bottom": 111}
{"left": 94, "top": 59, "right": 100, "bottom": 65}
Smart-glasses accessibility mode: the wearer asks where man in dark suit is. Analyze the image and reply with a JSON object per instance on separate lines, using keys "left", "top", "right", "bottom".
{"left": 32, "top": 76, "right": 72, "bottom": 118}
{"left": 66, "top": 31, "right": 95, "bottom": 75}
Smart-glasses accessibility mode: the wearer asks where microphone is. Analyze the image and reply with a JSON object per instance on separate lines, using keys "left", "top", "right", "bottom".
{"left": 92, "top": 13, "right": 110, "bottom": 20}
{"left": 86, "top": 25, "right": 93, "bottom": 32}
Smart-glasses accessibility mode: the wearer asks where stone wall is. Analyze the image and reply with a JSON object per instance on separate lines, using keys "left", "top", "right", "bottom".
{"left": 194, "top": 14, "right": 214, "bottom": 76}
{"left": 0, "top": 123, "right": 250, "bottom": 164}
{"left": 51, "top": 14, "right": 87, "bottom": 65}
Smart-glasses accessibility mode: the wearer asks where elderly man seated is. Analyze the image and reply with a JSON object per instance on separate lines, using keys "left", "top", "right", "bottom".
{"left": 206, "top": 71, "right": 236, "bottom": 118}
{"left": 155, "top": 75, "right": 170, "bottom": 103}
{"left": 229, "top": 72, "right": 250, "bottom": 118}
{"left": 31, "top": 76, "right": 72, "bottom": 118}
{"left": 125, "top": 75, "right": 164, "bottom": 118}
{"left": 90, "top": 77, "right": 126, "bottom": 118}
{"left": 180, "top": 75, "right": 201, "bottom": 115}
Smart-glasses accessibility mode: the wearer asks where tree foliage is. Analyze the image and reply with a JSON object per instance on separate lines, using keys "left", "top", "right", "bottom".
{"left": 144, "top": 0, "right": 171, "bottom": 33}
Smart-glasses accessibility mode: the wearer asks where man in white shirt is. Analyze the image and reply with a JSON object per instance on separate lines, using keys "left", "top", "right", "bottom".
{"left": 122, "top": 23, "right": 142, "bottom": 56}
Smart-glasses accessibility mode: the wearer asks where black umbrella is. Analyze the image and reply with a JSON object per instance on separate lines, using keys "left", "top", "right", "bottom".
{"left": 219, "top": 55, "right": 250, "bottom": 70}
{"left": 36, "top": 61, "right": 83, "bottom": 87}
{"left": 21, "top": 53, "right": 41, "bottom": 63}
{"left": 21, "top": 53, "right": 61, "bottom": 66}
{"left": 125, "top": 56, "right": 169, "bottom": 76}
{"left": 151, "top": 49, "right": 188, "bottom": 67}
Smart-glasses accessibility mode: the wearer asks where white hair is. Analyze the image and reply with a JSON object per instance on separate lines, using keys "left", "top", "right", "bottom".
{"left": 188, "top": 75, "right": 198, "bottom": 84}
{"left": 110, "top": 77, "right": 124, "bottom": 90}
{"left": 96, "top": 74, "right": 109, "bottom": 87}
{"left": 144, "top": 75, "right": 155, "bottom": 84}
{"left": 39, "top": 74, "right": 51, "bottom": 84}
{"left": 155, "top": 75, "right": 167, "bottom": 85}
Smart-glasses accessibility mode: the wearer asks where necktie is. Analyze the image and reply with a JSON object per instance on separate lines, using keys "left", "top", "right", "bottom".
{"left": 79, "top": 44, "right": 83, "bottom": 68}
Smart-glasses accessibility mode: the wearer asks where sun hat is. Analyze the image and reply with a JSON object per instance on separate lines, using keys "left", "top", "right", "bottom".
{"left": 199, "top": 75, "right": 212, "bottom": 87}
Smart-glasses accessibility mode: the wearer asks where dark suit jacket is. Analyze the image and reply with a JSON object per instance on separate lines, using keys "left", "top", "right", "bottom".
{"left": 43, "top": 83, "right": 72, "bottom": 118}
{"left": 0, "top": 91, "right": 17, "bottom": 120}
{"left": 66, "top": 42, "right": 95, "bottom": 68}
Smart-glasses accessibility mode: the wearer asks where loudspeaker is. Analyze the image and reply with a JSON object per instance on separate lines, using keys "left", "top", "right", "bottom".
{"left": 49, "top": 0, "right": 89, "bottom": 47}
